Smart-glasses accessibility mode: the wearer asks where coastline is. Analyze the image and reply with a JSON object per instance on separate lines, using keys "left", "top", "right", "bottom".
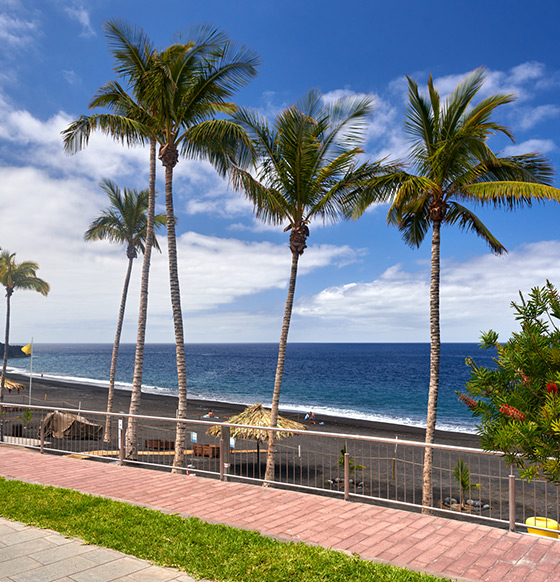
{"left": 4, "top": 371, "right": 481, "bottom": 449}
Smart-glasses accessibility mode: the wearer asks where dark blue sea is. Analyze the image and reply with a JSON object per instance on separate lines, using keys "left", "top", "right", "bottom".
{"left": 7, "top": 343, "right": 495, "bottom": 434}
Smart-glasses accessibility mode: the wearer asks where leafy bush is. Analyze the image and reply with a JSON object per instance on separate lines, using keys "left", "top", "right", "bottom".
{"left": 459, "top": 281, "right": 560, "bottom": 483}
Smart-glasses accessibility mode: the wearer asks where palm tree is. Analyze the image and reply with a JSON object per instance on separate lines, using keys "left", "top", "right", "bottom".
{"left": 230, "top": 90, "right": 395, "bottom": 485}
{"left": 133, "top": 28, "right": 259, "bottom": 470}
{"left": 63, "top": 19, "right": 161, "bottom": 461}
{"left": 0, "top": 251, "right": 49, "bottom": 402}
{"left": 350, "top": 68, "right": 560, "bottom": 510}
{"left": 85, "top": 178, "right": 166, "bottom": 441}
{"left": 64, "top": 22, "right": 259, "bottom": 469}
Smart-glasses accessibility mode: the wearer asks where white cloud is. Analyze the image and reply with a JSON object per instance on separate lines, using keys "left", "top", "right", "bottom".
{"left": 294, "top": 241, "right": 560, "bottom": 342}
{"left": 516, "top": 105, "right": 560, "bottom": 131}
{"left": 63, "top": 5, "right": 95, "bottom": 37}
{"left": 1, "top": 60, "right": 559, "bottom": 344}
{"left": 0, "top": 159, "right": 357, "bottom": 342}
{"left": 62, "top": 69, "right": 80, "bottom": 86}
{"left": 503, "top": 139, "right": 556, "bottom": 156}
{"left": 0, "top": 12, "right": 36, "bottom": 47}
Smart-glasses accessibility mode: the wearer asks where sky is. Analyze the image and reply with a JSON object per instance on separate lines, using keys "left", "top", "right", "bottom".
{"left": 1, "top": 0, "right": 560, "bottom": 344}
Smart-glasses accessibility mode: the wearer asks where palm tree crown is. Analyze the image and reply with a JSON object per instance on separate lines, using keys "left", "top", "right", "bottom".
{"left": 388, "top": 68, "right": 558, "bottom": 247}
{"left": 0, "top": 251, "right": 49, "bottom": 401}
{"left": 0, "top": 252, "right": 50, "bottom": 299}
{"left": 85, "top": 178, "right": 165, "bottom": 258}
{"left": 232, "top": 89, "right": 388, "bottom": 238}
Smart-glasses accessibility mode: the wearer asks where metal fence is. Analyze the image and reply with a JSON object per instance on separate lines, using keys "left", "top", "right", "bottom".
{"left": 1, "top": 402, "right": 559, "bottom": 538}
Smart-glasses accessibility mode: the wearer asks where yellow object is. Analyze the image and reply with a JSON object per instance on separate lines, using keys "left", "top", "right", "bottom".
{"left": 526, "top": 517, "right": 559, "bottom": 538}
{"left": 21, "top": 343, "right": 32, "bottom": 355}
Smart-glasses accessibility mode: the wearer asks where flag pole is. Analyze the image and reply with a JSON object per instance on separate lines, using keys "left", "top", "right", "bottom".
{"left": 28, "top": 338, "right": 33, "bottom": 406}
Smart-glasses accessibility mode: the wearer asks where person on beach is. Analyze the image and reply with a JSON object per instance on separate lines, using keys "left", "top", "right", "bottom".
{"left": 304, "top": 411, "right": 316, "bottom": 424}
{"left": 203, "top": 410, "right": 215, "bottom": 419}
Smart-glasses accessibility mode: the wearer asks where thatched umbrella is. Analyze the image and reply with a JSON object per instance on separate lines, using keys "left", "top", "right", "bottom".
{"left": 4, "top": 379, "right": 25, "bottom": 393}
{"left": 207, "top": 403, "right": 305, "bottom": 478}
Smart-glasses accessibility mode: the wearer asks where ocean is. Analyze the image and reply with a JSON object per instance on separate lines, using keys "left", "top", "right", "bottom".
{"left": 7, "top": 343, "right": 495, "bottom": 434}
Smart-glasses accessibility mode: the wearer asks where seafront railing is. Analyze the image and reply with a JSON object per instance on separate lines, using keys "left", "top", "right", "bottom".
{"left": 1, "top": 402, "right": 558, "bottom": 538}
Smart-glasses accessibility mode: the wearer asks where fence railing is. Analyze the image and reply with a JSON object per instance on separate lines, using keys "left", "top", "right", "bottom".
{"left": 1, "top": 402, "right": 558, "bottom": 538}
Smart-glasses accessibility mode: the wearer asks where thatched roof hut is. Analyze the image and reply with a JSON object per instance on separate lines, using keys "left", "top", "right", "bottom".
{"left": 207, "top": 403, "right": 305, "bottom": 478}
{"left": 207, "top": 403, "right": 305, "bottom": 441}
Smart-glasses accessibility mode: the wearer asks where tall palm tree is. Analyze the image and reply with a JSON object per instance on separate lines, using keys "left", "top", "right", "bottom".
{"left": 64, "top": 22, "right": 259, "bottom": 469}
{"left": 85, "top": 178, "right": 166, "bottom": 441}
{"left": 351, "top": 68, "right": 560, "bottom": 510}
{"left": 63, "top": 20, "right": 161, "bottom": 461}
{"left": 133, "top": 28, "right": 259, "bottom": 470}
{"left": 0, "top": 251, "right": 49, "bottom": 402}
{"left": 230, "top": 90, "right": 395, "bottom": 485}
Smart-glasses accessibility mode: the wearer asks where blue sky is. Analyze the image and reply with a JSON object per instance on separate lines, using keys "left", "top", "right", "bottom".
{"left": 1, "top": 0, "right": 560, "bottom": 344}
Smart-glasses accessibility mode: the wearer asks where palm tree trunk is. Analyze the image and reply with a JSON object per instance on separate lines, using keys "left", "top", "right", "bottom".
{"left": 0, "top": 292, "right": 11, "bottom": 403}
{"left": 263, "top": 250, "right": 300, "bottom": 486}
{"left": 125, "top": 139, "right": 157, "bottom": 460}
{"left": 160, "top": 159, "right": 188, "bottom": 472}
{"left": 104, "top": 255, "right": 134, "bottom": 442}
{"left": 422, "top": 219, "right": 441, "bottom": 511}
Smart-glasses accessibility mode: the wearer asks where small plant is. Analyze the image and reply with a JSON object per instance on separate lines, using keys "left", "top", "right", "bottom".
{"left": 453, "top": 459, "right": 479, "bottom": 507}
{"left": 338, "top": 444, "right": 366, "bottom": 472}
{"left": 17, "top": 409, "right": 32, "bottom": 428}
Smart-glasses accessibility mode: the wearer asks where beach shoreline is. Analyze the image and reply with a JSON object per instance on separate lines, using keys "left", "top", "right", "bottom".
{"left": 4, "top": 371, "right": 481, "bottom": 449}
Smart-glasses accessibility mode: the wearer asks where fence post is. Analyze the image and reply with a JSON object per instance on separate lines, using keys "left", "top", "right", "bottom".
{"left": 220, "top": 425, "right": 230, "bottom": 482}
{"left": 344, "top": 452, "right": 350, "bottom": 501}
{"left": 509, "top": 470, "right": 516, "bottom": 532}
{"left": 118, "top": 417, "right": 125, "bottom": 466}
{"left": 40, "top": 420, "right": 44, "bottom": 454}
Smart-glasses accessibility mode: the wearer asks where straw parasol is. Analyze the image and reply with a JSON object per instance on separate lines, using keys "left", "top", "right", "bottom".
{"left": 4, "top": 378, "right": 25, "bottom": 393}
{"left": 207, "top": 403, "right": 305, "bottom": 478}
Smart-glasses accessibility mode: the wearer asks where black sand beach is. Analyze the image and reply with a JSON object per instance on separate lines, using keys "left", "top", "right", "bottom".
{"left": 3, "top": 371, "right": 481, "bottom": 449}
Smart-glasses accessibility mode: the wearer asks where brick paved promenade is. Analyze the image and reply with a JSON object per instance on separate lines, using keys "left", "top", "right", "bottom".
{"left": 1, "top": 445, "right": 559, "bottom": 581}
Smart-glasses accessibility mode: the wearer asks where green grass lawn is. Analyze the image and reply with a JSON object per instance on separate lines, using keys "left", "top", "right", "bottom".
{"left": 0, "top": 478, "right": 449, "bottom": 582}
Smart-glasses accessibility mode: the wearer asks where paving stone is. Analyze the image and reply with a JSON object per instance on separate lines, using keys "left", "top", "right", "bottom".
{"left": 9, "top": 554, "right": 99, "bottom": 582}
{"left": 2, "top": 446, "right": 560, "bottom": 582}
{"left": 31, "top": 540, "right": 95, "bottom": 565}
{"left": 68, "top": 556, "right": 151, "bottom": 582}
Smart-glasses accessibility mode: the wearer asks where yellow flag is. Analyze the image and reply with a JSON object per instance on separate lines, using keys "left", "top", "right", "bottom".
{"left": 21, "top": 343, "right": 32, "bottom": 355}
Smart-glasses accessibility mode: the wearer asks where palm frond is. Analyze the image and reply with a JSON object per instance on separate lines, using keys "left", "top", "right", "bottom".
{"left": 445, "top": 201, "right": 506, "bottom": 254}
{"left": 404, "top": 75, "right": 434, "bottom": 160}
{"left": 62, "top": 113, "right": 148, "bottom": 154}
{"left": 463, "top": 181, "right": 560, "bottom": 209}
{"left": 389, "top": 197, "right": 431, "bottom": 248}
{"left": 441, "top": 67, "right": 486, "bottom": 137}
{"left": 103, "top": 19, "right": 156, "bottom": 83}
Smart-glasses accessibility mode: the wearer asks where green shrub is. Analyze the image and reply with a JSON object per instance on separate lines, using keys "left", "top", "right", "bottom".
{"left": 459, "top": 281, "right": 560, "bottom": 483}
